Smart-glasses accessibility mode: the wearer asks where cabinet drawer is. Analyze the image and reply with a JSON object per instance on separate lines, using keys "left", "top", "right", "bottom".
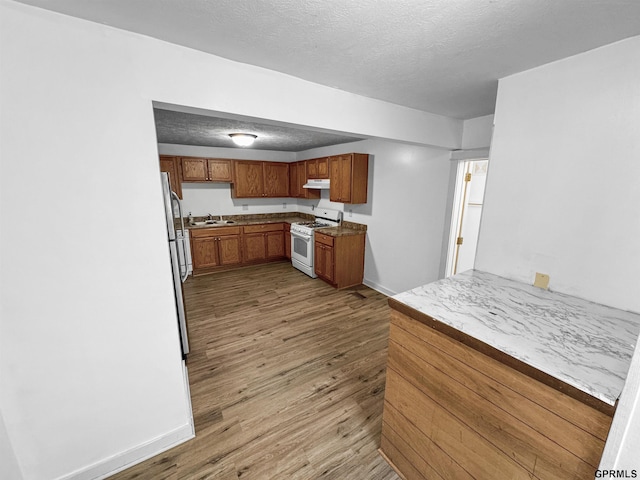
{"left": 243, "top": 223, "right": 284, "bottom": 234}
{"left": 190, "top": 226, "right": 241, "bottom": 238}
{"left": 315, "top": 232, "right": 334, "bottom": 246}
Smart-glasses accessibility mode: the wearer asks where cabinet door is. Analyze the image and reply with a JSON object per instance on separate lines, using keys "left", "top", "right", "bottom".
{"left": 191, "top": 237, "right": 219, "bottom": 269}
{"left": 297, "top": 162, "right": 320, "bottom": 200}
{"left": 207, "top": 159, "right": 233, "bottom": 182}
{"left": 289, "top": 162, "right": 300, "bottom": 198}
{"left": 314, "top": 242, "right": 324, "bottom": 277}
{"left": 159, "top": 156, "right": 182, "bottom": 199}
{"left": 307, "top": 159, "right": 318, "bottom": 179}
{"left": 263, "top": 162, "right": 289, "bottom": 197}
{"left": 243, "top": 233, "right": 267, "bottom": 262}
{"left": 218, "top": 235, "right": 242, "bottom": 266}
{"left": 314, "top": 243, "right": 334, "bottom": 282}
{"left": 284, "top": 225, "right": 291, "bottom": 259}
{"left": 265, "top": 231, "right": 285, "bottom": 259}
{"left": 323, "top": 245, "right": 335, "bottom": 282}
{"left": 330, "top": 155, "right": 352, "bottom": 203}
{"left": 181, "top": 157, "right": 209, "bottom": 182}
{"left": 234, "top": 161, "right": 264, "bottom": 197}
{"left": 317, "top": 157, "right": 329, "bottom": 178}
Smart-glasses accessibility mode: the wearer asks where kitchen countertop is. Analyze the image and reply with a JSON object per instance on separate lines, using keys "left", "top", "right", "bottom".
{"left": 186, "top": 215, "right": 310, "bottom": 229}
{"left": 185, "top": 214, "right": 367, "bottom": 237}
{"left": 391, "top": 270, "right": 640, "bottom": 407}
{"left": 316, "top": 226, "right": 366, "bottom": 237}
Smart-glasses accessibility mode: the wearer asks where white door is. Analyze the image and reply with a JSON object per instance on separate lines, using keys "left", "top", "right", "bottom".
{"left": 447, "top": 160, "right": 489, "bottom": 276}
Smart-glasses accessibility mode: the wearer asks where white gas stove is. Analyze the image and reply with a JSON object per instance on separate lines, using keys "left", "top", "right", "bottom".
{"left": 290, "top": 208, "right": 342, "bottom": 277}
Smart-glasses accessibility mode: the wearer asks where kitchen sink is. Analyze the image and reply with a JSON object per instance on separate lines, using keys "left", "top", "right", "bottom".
{"left": 191, "top": 220, "right": 236, "bottom": 226}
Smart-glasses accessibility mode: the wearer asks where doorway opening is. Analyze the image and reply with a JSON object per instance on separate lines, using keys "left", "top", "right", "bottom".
{"left": 445, "top": 159, "right": 489, "bottom": 277}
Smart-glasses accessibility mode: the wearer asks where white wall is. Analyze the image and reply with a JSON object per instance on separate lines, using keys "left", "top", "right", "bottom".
{"left": 0, "top": 411, "right": 22, "bottom": 480}
{"left": 1, "top": 5, "right": 194, "bottom": 480}
{"left": 461, "top": 114, "right": 494, "bottom": 149}
{"left": 0, "top": 2, "right": 464, "bottom": 479}
{"left": 476, "top": 36, "right": 640, "bottom": 313}
{"left": 473, "top": 35, "right": 640, "bottom": 470}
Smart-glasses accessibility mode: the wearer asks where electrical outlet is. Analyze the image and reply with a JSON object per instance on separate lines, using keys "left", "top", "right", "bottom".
{"left": 533, "top": 272, "right": 550, "bottom": 290}
{"left": 283, "top": 202, "right": 286, "bottom": 209}
{"left": 242, "top": 204, "right": 248, "bottom": 211}
{"left": 348, "top": 209, "right": 353, "bottom": 218}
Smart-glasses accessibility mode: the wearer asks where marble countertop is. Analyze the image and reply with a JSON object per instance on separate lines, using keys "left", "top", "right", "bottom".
{"left": 392, "top": 270, "right": 640, "bottom": 406}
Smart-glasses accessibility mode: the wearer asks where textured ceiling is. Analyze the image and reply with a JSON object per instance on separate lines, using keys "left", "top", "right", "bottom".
{"left": 14, "top": 0, "right": 640, "bottom": 120}
{"left": 153, "top": 109, "right": 364, "bottom": 151}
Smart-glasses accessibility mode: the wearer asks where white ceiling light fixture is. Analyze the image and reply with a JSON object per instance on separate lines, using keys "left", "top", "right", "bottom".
{"left": 229, "top": 133, "right": 257, "bottom": 147}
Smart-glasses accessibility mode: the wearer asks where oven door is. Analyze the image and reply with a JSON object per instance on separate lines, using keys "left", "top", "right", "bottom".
{"left": 291, "top": 230, "right": 317, "bottom": 278}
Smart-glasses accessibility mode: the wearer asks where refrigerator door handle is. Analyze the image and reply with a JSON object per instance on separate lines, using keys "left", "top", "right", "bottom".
{"left": 171, "top": 190, "right": 189, "bottom": 283}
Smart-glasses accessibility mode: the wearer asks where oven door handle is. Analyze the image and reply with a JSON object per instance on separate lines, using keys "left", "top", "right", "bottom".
{"left": 291, "top": 231, "right": 312, "bottom": 241}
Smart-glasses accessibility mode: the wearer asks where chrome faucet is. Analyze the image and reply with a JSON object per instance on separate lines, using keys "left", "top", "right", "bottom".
{"left": 219, "top": 215, "right": 223, "bottom": 221}
{"left": 207, "top": 213, "right": 213, "bottom": 220}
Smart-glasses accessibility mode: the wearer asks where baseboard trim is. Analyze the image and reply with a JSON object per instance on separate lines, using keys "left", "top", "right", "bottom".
{"left": 363, "top": 278, "right": 397, "bottom": 297}
{"left": 56, "top": 423, "right": 195, "bottom": 480}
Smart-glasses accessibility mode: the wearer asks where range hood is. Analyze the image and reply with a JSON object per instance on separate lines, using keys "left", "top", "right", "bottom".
{"left": 303, "top": 179, "right": 330, "bottom": 189}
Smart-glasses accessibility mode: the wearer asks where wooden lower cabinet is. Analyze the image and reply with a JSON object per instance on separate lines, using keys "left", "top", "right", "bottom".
{"left": 314, "top": 232, "right": 365, "bottom": 289}
{"left": 284, "top": 223, "right": 291, "bottom": 259}
{"left": 242, "top": 223, "right": 286, "bottom": 264}
{"left": 190, "top": 226, "right": 242, "bottom": 271}
{"left": 314, "top": 241, "right": 335, "bottom": 283}
{"left": 380, "top": 308, "right": 614, "bottom": 480}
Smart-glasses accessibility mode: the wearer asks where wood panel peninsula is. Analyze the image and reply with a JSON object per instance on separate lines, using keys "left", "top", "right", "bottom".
{"left": 380, "top": 270, "right": 640, "bottom": 480}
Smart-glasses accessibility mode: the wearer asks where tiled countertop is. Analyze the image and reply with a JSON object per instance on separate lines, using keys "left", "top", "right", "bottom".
{"left": 391, "top": 270, "right": 640, "bottom": 406}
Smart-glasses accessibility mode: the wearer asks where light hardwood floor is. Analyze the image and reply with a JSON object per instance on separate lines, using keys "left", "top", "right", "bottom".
{"left": 109, "top": 261, "right": 400, "bottom": 480}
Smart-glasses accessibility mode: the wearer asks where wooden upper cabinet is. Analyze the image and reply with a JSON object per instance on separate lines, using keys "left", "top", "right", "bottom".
{"left": 263, "top": 162, "right": 289, "bottom": 197}
{"left": 181, "top": 157, "right": 208, "bottom": 182}
{"left": 288, "top": 161, "right": 320, "bottom": 199}
{"left": 207, "top": 159, "right": 233, "bottom": 182}
{"left": 181, "top": 157, "right": 233, "bottom": 182}
{"left": 307, "top": 157, "right": 329, "bottom": 179}
{"left": 329, "top": 153, "right": 369, "bottom": 204}
{"left": 233, "top": 161, "right": 289, "bottom": 198}
{"left": 317, "top": 157, "right": 329, "bottom": 178}
{"left": 289, "top": 162, "right": 300, "bottom": 198}
{"left": 233, "top": 161, "right": 264, "bottom": 197}
{"left": 159, "top": 155, "right": 182, "bottom": 199}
